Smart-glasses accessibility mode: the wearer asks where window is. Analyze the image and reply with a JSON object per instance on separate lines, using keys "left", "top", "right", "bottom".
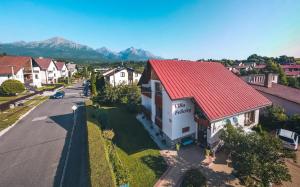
{"left": 120, "top": 72, "right": 125, "bottom": 77}
{"left": 35, "top": 74, "right": 39, "bottom": 79}
{"left": 244, "top": 111, "right": 255, "bottom": 126}
{"left": 155, "top": 82, "right": 162, "bottom": 96}
{"left": 156, "top": 105, "right": 162, "bottom": 119}
{"left": 135, "top": 73, "right": 139, "bottom": 77}
{"left": 182, "top": 127, "right": 190, "bottom": 133}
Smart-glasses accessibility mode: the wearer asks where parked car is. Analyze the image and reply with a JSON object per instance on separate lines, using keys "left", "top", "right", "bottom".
{"left": 276, "top": 129, "right": 298, "bottom": 150}
{"left": 50, "top": 91, "right": 65, "bottom": 99}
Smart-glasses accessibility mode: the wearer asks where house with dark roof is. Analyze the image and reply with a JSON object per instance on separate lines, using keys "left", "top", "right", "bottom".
{"left": 35, "top": 57, "right": 59, "bottom": 84}
{"left": 0, "top": 55, "right": 42, "bottom": 87}
{"left": 102, "top": 67, "right": 141, "bottom": 86}
{"left": 55, "top": 61, "right": 69, "bottom": 78}
{"left": 244, "top": 73, "right": 300, "bottom": 115}
{"left": 139, "top": 59, "right": 271, "bottom": 149}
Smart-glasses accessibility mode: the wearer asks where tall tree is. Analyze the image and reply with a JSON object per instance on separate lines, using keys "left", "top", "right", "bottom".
{"left": 90, "top": 69, "right": 97, "bottom": 96}
{"left": 277, "top": 64, "right": 288, "bottom": 85}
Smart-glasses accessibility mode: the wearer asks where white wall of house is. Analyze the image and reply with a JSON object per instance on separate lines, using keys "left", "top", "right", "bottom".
{"left": 207, "top": 109, "right": 259, "bottom": 146}
{"left": 57, "top": 64, "right": 69, "bottom": 78}
{"left": 109, "top": 69, "right": 129, "bottom": 86}
{"left": 133, "top": 72, "right": 141, "bottom": 83}
{"left": 0, "top": 69, "right": 24, "bottom": 85}
{"left": 32, "top": 66, "right": 42, "bottom": 87}
{"left": 40, "top": 61, "right": 59, "bottom": 84}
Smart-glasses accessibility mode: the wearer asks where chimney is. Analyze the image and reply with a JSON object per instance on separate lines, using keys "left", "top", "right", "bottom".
{"left": 264, "top": 73, "right": 273, "bottom": 88}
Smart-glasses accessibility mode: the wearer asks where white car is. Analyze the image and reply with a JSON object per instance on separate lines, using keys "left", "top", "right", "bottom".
{"left": 276, "top": 129, "right": 298, "bottom": 150}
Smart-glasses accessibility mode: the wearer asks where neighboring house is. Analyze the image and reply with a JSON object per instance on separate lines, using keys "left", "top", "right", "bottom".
{"left": 0, "top": 65, "right": 24, "bottom": 85}
{"left": 280, "top": 64, "right": 300, "bottom": 78}
{"left": 66, "top": 63, "right": 77, "bottom": 76}
{"left": 55, "top": 61, "right": 69, "bottom": 78}
{"left": 244, "top": 73, "right": 300, "bottom": 115}
{"left": 0, "top": 55, "right": 42, "bottom": 87}
{"left": 103, "top": 67, "right": 141, "bottom": 86}
{"left": 139, "top": 59, "right": 271, "bottom": 149}
{"left": 35, "top": 57, "right": 59, "bottom": 84}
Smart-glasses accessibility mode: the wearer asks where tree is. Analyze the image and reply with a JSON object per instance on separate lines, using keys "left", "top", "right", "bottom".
{"left": 0, "top": 79, "right": 25, "bottom": 96}
{"left": 265, "top": 59, "right": 279, "bottom": 73}
{"left": 90, "top": 69, "right": 97, "bottom": 96}
{"left": 277, "top": 64, "right": 288, "bottom": 85}
{"left": 220, "top": 124, "right": 292, "bottom": 186}
{"left": 287, "top": 77, "right": 299, "bottom": 88}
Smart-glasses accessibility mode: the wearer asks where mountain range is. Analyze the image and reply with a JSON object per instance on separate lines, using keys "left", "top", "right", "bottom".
{"left": 0, "top": 37, "right": 161, "bottom": 62}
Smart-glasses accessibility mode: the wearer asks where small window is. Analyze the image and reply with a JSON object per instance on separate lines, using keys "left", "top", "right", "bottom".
{"left": 120, "top": 72, "right": 125, "bottom": 77}
{"left": 182, "top": 127, "right": 190, "bottom": 133}
{"left": 135, "top": 73, "right": 139, "bottom": 77}
{"left": 35, "top": 74, "right": 39, "bottom": 79}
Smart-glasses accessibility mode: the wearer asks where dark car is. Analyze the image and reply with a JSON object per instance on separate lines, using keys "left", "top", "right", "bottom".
{"left": 50, "top": 91, "right": 65, "bottom": 99}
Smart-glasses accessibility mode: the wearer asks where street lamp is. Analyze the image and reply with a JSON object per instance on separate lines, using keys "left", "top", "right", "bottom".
{"left": 72, "top": 105, "right": 78, "bottom": 126}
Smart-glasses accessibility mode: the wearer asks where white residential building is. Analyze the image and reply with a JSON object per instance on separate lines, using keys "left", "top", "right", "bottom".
{"left": 0, "top": 55, "right": 42, "bottom": 87}
{"left": 55, "top": 61, "right": 69, "bottom": 78}
{"left": 103, "top": 67, "right": 141, "bottom": 86}
{"left": 35, "top": 58, "right": 59, "bottom": 84}
{"left": 0, "top": 66, "right": 24, "bottom": 85}
{"left": 66, "top": 63, "right": 77, "bottom": 76}
{"left": 139, "top": 60, "right": 272, "bottom": 149}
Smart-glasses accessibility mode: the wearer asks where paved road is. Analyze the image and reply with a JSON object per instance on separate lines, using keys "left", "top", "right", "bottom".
{"left": 0, "top": 82, "right": 89, "bottom": 187}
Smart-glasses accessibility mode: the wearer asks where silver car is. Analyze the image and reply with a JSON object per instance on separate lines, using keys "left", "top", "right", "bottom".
{"left": 276, "top": 129, "right": 298, "bottom": 150}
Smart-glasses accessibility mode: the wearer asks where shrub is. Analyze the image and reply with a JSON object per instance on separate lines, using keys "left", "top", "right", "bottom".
{"left": 0, "top": 79, "right": 25, "bottom": 96}
{"left": 181, "top": 168, "right": 207, "bottom": 187}
{"left": 103, "top": 129, "right": 115, "bottom": 140}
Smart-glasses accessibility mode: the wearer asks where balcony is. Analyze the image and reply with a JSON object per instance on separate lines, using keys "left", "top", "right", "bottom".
{"left": 155, "top": 94, "right": 162, "bottom": 106}
{"left": 194, "top": 115, "right": 209, "bottom": 127}
{"left": 141, "top": 86, "right": 152, "bottom": 98}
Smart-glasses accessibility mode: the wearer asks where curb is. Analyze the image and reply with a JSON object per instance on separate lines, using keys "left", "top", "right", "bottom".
{"left": 0, "top": 97, "right": 48, "bottom": 138}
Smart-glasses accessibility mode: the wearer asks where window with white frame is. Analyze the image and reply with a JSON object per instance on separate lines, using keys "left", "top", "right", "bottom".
{"left": 120, "top": 72, "right": 125, "bottom": 77}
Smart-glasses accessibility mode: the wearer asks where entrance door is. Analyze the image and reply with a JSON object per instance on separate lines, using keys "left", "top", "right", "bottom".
{"left": 197, "top": 124, "right": 207, "bottom": 147}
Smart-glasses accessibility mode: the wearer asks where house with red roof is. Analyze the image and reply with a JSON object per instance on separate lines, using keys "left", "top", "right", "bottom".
{"left": 35, "top": 57, "right": 59, "bottom": 84}
{"left": 139, "top": 59, "right": 271, "bottom": 149}
{"left": 55, "top": 61, "right": 69, "bottom": 78}
{"left": 102, "top": 67, "right": 141, "bottom": 86}
{"left": 280, "top": 64, "right": 300, "bottom": 78}
{"left": 0, "top": 55, "right": 42, "bottom": 87}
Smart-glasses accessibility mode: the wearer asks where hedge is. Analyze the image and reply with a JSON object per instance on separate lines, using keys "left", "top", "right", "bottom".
{"left": 0, "top": 79, "right": 25, "bottom": 96}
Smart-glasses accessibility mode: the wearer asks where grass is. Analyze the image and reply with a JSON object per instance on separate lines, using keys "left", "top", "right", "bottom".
{"left": 86, "top": 101, "right": 116, "bottom": 187}
{"left": 0, "top": 95, "right": 48, "bottom": 131}
{"left": 0, "top": 92, "right": 31, "bottom": 104}
{"left": 99, "top": 104, "right": 167, "bottom": 187}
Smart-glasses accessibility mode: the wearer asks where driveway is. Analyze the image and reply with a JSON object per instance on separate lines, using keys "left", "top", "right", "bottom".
{"left": 0, "top": 82, "right": 89, "bottom": 187}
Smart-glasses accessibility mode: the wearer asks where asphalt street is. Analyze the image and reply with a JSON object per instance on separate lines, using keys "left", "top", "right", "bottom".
{"left": 0, "top": 82, "right": 89, "bottom": 187}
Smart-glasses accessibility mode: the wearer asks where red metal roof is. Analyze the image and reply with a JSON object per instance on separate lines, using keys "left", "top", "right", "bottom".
{"left": 148, "top": 59, "right": 272, "bottom": 121}
{"left": 35, "top": 58, "right": 55, "bottom": 70}
{"left": 281, "top": 64, "right": 300, "bottom": 69}
{"left": 0, "top": 56, "right": 31, "bottom": 68}
{"left": 0, "top": 65, "right": 22, "bottom": 75}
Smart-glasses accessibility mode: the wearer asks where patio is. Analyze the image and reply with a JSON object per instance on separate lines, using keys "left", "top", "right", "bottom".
{"left": 137, "top": 114, "right": 242, "bottom": 187}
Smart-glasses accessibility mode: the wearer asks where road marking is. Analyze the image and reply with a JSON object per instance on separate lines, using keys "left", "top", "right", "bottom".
{"left": 65, "top": 93, "right": 79, "bottom": 95}
{"left": 59, "top": 108, "right": 78, "bottom": 187}
{"left": 32, "top": 116, "right": 48, "bottom": 121}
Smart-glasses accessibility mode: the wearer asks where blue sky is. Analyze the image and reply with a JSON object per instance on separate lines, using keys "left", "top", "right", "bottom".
{"left": 1, "top": 0, "right": 300, "bottom": 60}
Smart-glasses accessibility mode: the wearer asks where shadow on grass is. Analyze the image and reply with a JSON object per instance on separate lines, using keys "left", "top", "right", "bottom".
{"left": 141, "top": 155, "right": 168, "bottom": 178}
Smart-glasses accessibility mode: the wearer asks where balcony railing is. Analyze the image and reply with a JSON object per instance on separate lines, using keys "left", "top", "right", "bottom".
{"left": 141, "top": 86, "right": 152, "bottom": 98}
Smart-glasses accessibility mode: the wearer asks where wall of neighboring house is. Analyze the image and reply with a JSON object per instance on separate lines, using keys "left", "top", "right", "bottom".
{"left": 32, "top": 66, "right": 42, "bottom": 87}
{"left": 46, "top": 61, "right": 58, "bottom": 84}
{"left": 60, "top": 65, "right": 69, "bottom": 78}
{"left": 133, "top": 72, "right": 141, "bottom": 83}
{"left": 0, "top": 69, "right": 24, "bottom": 85}
{"left": 259, "top": 92, "right": 300, "bottom": 116}
{"left": 109, "top": 69, "right": 129, "bottom": 86}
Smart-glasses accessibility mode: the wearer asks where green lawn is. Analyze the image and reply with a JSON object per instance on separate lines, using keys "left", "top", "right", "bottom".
{"left": 86, "top": 101, "right": 116, "bottom": 187}
{"left": 99, "top": 105, "right": 167, "bottom": 187}
{"left": 0, "top": 96, "right": 48, "bottom": 131}
{"left": 36, "top": 85, "right": 57, "bottom": 91}
{"left": 0, "top": 92, "right": 31, "bottom": 104}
